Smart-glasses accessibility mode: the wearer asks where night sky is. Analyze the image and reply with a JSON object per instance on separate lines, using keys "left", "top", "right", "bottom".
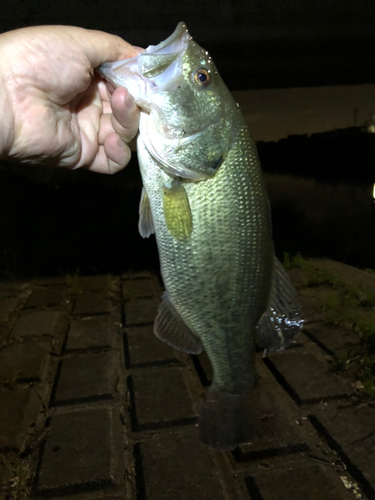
{"left": 1, "top": 0, "right": 375, "bottom": 90}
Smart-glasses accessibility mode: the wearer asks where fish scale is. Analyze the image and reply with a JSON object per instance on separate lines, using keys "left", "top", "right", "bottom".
{"left": 98, "top": 22, "right": 303, "bottom": 450}
{"left": 138, "top": 111, "right": 273, "bottom": 393}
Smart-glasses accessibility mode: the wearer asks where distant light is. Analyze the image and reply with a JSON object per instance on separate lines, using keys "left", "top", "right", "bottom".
{"left": 373, "top": 183, "right": 375, "bottom": 199}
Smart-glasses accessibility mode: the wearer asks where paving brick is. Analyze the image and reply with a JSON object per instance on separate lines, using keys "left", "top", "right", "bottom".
{"left": 0, "top": 288, "right": 18, "bottom": 299}
{"left": 52, "top": 352, "right": 116, "bottom": 406}
{"left": 0, "top": 298, "right": 18, "bottom": 324}
{"left": 312, "top": 401, "right": 375, "bottom": 495}
{"left": 0, "top": 342, "right": 50, "bottom": 383}
{"left": 130, "top": 368, "right": 195, "bottom": 430}
{"left": 0, "top": 387, "right": 41, "bottom": 450}
{"left": 0, "top": 325, "right": 8, "bottom": 344}
{"left": 304, "top": 322, "right": 359, "bottom": 355}
{"left": 25, "top": 286, "right": 65, "bottom": 308}
{"left": 11, "top": 311, "right": 60, "bottom": 338}
{"left": 122, "top": 271, "right": 152, "bottom": 279}
{"left": 233, "top": 409, "right": 308, "bottom": 464}
{"left": 122, "top": 278, "right": 156, "bottom": 300}
{"left": 37, "top": 407, "right": 119, "bottom": 495}
{"left": 310, "top": 258, "right": 375, "bottom": 296}
{"left": 246, "top": 462, "right": 354, "bottom": 500}
{"left": 73, "top": 291, "right": 112, "bottom": 316}
{"left": 125, "top": 297, "right": 159, "bottom": 325}
{"left": 298, "top": 295, "right": 326, "bottom": 324}
{"left": 65, "top": 316, "right": 117, "bottom": 352}
{"left": 137, "top": 430, "right": 226, "bottom": 500}
{"left": 78, "top": 275, "right": 116, "bottom": 291}
{"left": 265, "top": 350, "right": 352, "bottom": 404}
{"left": 35, "top": 277, "right": 68, "bottom": 286}
{"left": 125, "top": 325, "right": 178, "bottom": 368}
{"left": 0, "top": 282, "right": 28, "bottom": 295}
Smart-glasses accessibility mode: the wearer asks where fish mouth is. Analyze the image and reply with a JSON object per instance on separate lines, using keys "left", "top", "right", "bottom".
{"left": 98, "top": 23, "right": 189, "bottom": 106}
{"left": 145, "top": 22, "right": 189, "bottom": 56}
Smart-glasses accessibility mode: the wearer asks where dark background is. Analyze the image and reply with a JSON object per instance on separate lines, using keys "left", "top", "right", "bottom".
{"left": 1, "top": 0, "right": 375, "bottom": 278}
{"left": 2, "top": 0, "right": 375, "bottom": 90}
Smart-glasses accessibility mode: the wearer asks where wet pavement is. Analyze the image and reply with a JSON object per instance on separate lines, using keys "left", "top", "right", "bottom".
{"left": 0, "top": 262, "right": 374, "bottom": 500}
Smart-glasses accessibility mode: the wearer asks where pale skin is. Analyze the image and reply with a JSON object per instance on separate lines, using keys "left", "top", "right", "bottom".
{"left": 0, "top": 25, "right": 140, "bottom": 174}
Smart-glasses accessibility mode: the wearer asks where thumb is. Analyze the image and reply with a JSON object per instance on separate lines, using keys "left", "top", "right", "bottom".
{"left": 62, "top": 26, "right": 139, "bottom": 68}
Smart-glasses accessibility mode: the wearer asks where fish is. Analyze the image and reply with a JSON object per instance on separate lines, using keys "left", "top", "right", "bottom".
{"left": 98, "top": 22, "right": 303, "bottom": 451}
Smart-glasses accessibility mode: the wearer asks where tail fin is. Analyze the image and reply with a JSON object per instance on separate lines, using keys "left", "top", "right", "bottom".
{"left": 198, "top": 387, "right": 275, "bottom": 451}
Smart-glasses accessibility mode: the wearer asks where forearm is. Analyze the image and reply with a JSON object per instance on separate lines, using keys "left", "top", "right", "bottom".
{"left": 0, "top": 94, "right": 13, "bottom": 161}
{"left": 0, "top": 42, "right": 14, "bottom": 160}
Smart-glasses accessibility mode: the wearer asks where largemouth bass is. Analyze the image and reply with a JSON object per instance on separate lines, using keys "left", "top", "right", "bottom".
{"left": 99, "top": 22, "right": 303, "bottom": 451}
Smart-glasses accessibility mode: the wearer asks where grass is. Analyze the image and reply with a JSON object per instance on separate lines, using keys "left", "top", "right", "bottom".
{"left": 0, "top": 454, "right": 32, "bottom": 500}
{"left": 66, "top": 269, "right": 83, "bottom": 298}
{"left": 284, "top": 252, "right": 375, "bottom": 397}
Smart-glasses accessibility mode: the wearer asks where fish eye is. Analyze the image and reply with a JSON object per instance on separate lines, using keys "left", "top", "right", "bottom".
{"left": 193, "top": 68, "right": 211, "bottom": 87}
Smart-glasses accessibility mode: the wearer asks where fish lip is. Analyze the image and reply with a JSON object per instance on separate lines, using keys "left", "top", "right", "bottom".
{"left": 145, "top": 22, "right": 189, "bottom": 55}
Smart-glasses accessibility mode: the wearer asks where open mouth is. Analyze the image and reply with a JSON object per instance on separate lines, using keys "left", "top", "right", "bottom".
{"left": 98, "top": 22, "right": 190, "bottom": 99}
{"left": 145, "top": 22, "right": 189, "bottom": 56}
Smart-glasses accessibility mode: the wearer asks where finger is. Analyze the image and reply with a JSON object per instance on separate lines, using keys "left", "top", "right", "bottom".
{"left": 87, "top": 134, "right": 131, "bottom": 174}
{"left": 63, "top": 26, "right": 140, "bottom": 67}
{"left": 97, "top": 79, "right": 110, "bottom": 102}
{"left": 98, "top": 109, "right": 138, "bottom": 146}
{"left": 102, "top": 101, "right": 112, "bottom": 114}
{"left": 73, "top": 78, "right": 103, "bottom": 169}
{"left": 111, "top": 87, "right": 140, "bottom": 143}
{"left": 98, "top": 114, "right": 115, "bottom": 144}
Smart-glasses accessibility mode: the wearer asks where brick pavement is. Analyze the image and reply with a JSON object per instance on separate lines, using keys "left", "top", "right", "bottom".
{"left": 0, "top": 263, "right": 374, "bottom": 499}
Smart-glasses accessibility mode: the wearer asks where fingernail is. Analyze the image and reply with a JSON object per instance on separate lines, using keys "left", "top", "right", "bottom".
{"left": 125, "top": 92, "right": 136, "bottom": 109}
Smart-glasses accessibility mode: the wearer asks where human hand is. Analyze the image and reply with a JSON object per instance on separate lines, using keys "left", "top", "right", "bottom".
{"left": 0, "top": 26, "right": 140, "bottom": 173}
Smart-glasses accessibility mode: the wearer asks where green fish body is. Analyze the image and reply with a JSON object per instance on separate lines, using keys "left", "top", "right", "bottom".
{"left": 99, "top": 23, "right": 303, "bottom": 450}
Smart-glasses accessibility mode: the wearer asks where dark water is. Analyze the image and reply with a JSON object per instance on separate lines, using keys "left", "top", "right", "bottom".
{"left": 265, "top": 173, "right": 375, "bottom": 269}
{"left": 1, "top": 128, "right": 375, "bottom": 279}
{"left": 0, "top": 157, "right": 159, "bottom": 279}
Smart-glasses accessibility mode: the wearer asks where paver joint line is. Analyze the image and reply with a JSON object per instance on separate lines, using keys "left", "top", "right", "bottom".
{"left": 309, "top": 414, "right": 375, "bottom": 499}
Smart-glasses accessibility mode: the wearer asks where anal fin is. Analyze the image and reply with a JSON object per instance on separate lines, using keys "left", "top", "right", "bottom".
{"left": 256, "top": 257, "right": 304, "bottom": 354}
{"left": 154, "top": 292, "right": 203, "bottom": 354}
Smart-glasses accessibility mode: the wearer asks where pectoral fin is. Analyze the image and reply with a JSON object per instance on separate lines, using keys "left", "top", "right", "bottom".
{"left": 162, "top": 179, "right": 192, "bottom": 241}
{"left": 154, "top": 292, "right": 203, "bottom": 354}
{"left": 138, "top": 187, "right": 155, "bottom": 238}
{"left": 256, "top": 257, "right": 304, "bottom": 353}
